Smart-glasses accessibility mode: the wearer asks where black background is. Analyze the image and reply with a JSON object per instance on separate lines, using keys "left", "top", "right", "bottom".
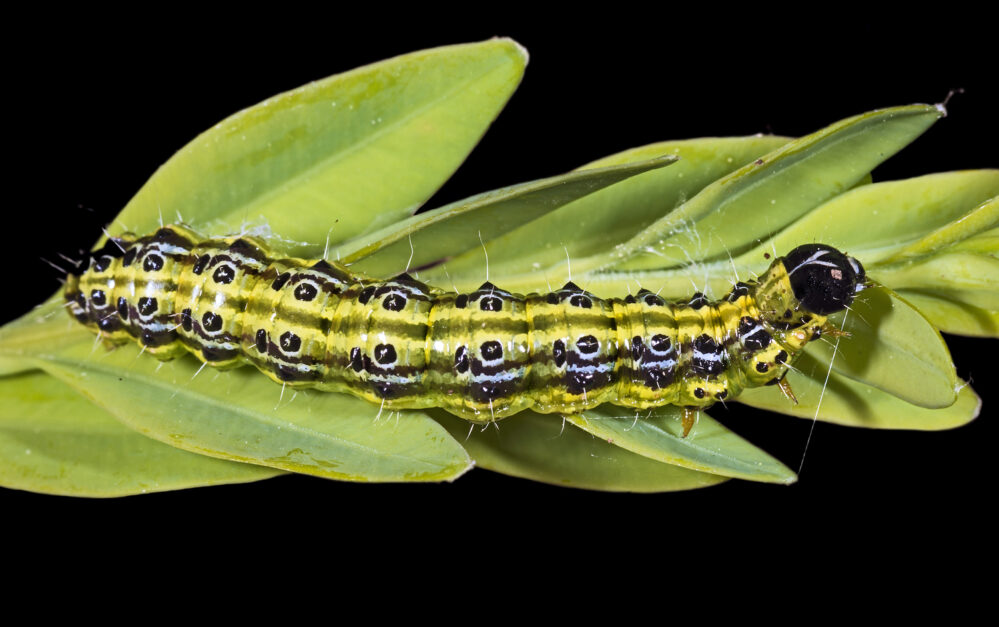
{"left": 4, "top": 13, "right": 995, "bottom": 568}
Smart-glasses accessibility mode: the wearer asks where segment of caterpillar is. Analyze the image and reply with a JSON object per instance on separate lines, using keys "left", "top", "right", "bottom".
{"left": 64, "top": 224, "right": 866, "bottom": 434}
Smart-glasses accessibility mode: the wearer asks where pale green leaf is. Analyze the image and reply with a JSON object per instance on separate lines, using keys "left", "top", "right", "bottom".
{"left": 738, "top": 353, "right": 979, "bottom": 430}
{"left": 107, "top": 39, "right": 528, "bottom": 256}
{"left": 420, "top": 136, "right": 790, "bottom": 292}
{"left": 0, "top": 357, "right": 29, "bottom": 377}
{"left": 950, "top": 225, "right": 999, "bottom": 255}
{"left": 808, "top": 285, "right": 958, "bottom": 408}
{"left": 0, "top": 297, "right": 74, "bottom": 378}
{"left": 733, "top": 171, "right": 999, "bottom": 267}
{"left": 872, "top": 252, "right": 999, "bottom": 310}
{"left": 564, "top": 406, "right": 796, "bottom": 484}
{"left": 31, "top": 337, "right": 472, "bottom": 483}
{"left": 896, "top": 290, "right": 999, "bottom": 338}
{"left": 610, "top": 105, "right": 943, "bottom": 271}
{"left": 0, "top": 371, "right": 280, "bottom": 497}
{"left": 336, "top": 155, "right": 677, "bottom": 278}
{"left": 879, "top": 194, "right": 999, "bottom": 262}
{"left": 431, "top": 410, "right": 726, "bottom": 492}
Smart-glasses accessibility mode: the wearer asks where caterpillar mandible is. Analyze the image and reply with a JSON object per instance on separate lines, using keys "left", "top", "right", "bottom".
{"left": 65, "top": 223, "right": 865, "bottom": 434}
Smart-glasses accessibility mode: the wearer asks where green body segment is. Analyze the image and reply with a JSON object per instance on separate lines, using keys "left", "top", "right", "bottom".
{"left": 65, "top": 225, "right": 826, "bottom": 422}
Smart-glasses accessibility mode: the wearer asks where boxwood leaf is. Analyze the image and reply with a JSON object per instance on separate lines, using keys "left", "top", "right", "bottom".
{"left": 563, "top": 407, "right": 796, "bottom": 484}
{"left": 105, "top": 39, "right": 528, "bottom": 256}
{"left": 895, "top": 290, "right": 999, "bottom": 337}
{"left": 879, "top": 194, "right": 998, "bottom": 262}
{"left": 733, "top": 172, "right": 999, "bottom": 267}
{"left": 0, "top": 371, "right": 281, "bottom": 497}
{"left": 31, "top": 338, "right": 472, "bottom": 483}
{"left": 421, "top": 136, "right": 790, "bottom": 292}
{"left": 807, "top": 285, "right": 959, "bottom": 408}
{"left": 336, "top": 155, "right": 677, "bottom": 277}
{"left": 430, "top": 409, "right": 726, "bottom": 492}
{"left": 738, "top": 353, "right": 980, "bottom": 430}
{"left": 609, "top": 105, "right": 943, "bottom": 272}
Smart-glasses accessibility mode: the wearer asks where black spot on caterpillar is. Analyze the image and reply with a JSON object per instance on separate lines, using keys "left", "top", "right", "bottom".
{"left": 64, "top": 225, "right": 865, "bottom": 424}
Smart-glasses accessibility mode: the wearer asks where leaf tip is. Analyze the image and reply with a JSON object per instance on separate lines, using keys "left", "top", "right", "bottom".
{"left": 491, "top": 37, "right": 529, "bottom": 69}
{"left": 779, "top": 470, "right": 799, "bottom": 485}
{"left": 960, "top": 381, "right": 982, "bottom": 424}
{"left": 444, "top": 457, "right": 476, "bottom": 483}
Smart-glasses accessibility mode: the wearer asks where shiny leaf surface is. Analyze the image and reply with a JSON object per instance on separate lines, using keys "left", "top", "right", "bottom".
{"left": 611, "top": 105, "right": 943, "bottom": 271}
{"left": 431, "top": 410, "right": 726, "bottom": 492}
{"left": 0, "top": 371, "right": 281, "bottom": 496}
{"left": 421, "top": 136, "right": 790, "bottom": 292}
{"left": 564, "top": 407, "right": 796, "bottom": 484}
{"left": 106, "top": 39, "right": 528, "bottom": 256}
{"left": 738, "top": 353, "right": 979, "bottom": 430}
{"left": 338, "top": 155, "right": 677, "bottom": 277}
{"left": 30, "top": 336, "right": 472, "bottom": 483}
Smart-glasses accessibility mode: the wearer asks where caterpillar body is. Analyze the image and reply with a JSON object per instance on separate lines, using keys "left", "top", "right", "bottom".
{"left": 64, "top": 224, "right": 866, "bottom": 427}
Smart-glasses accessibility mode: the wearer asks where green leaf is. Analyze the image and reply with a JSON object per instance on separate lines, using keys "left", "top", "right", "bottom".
{"left": 31, "top": 337, "right": 472, "bottom": 483}
{"left": 808, "top": 285, "right": 959, "bottom": 408}
{"left": 873, "top": 252, "right": 999, "bottom": 310}
{"left": 879, "top": 193, "right": 998, "bottom": 262}
{"left": 563, "top": 406, "right": 796, "bottom": 484}
{"left": 895, "top": 290, "right": 999, "bottom": 338}
{"left": 878, "top": 251, "right": 999, "bottom": 338}
{"left": 336, "top": 155, "right": 677, "bottom": 278}
{"left": 0, "top": 297, "right": 76, "bottom": 378}
{"left": 950, "top": 224, "right": 999, "bottom": 255}
{"left": 738, "top": 353, "right": 980, "bottom": 430}
{"left": 0, "top": 371, "right": 280, "bottom": 497}
{"left": 107, "top": 39, "right": 528, "bottom": 256}
{"left": 609, "top": 105, "right": 943, "bottom": 271}
{"left": 430, "top": 410, "right": 726, "bottom": 492}
{"left": 734, "top": 172, "right": 999, "bottom": 267}
{"left": 419, "top": 136, "right": 790, "bottom": 292}
{"left": 0, "top": 297, "right": 74, "bottom": 368}
{"left": 0, "top": 357, "right": 29, "bottom": 378}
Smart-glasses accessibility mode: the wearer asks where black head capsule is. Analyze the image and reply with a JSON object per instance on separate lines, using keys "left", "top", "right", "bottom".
{"left": 783, "top": 244, "right": 866, "bottom": 315}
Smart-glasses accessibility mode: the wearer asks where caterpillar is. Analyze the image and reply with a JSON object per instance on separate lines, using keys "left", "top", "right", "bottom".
{"left": 64, "top": 224, "right": 866, "bottom": 434}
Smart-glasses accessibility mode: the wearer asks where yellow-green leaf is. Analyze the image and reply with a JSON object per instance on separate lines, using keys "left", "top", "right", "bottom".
{"left": 735, "top": 171, "right": 999, "bottom": 267}
{"left": 0, "top": 297, "right": 76, "bottom": 378}
{"left": 431, "top": 410, "right": 726, "bottom": 492}
{"left": 880, "top": 194, "right": 999, "bottom": 262}
{"left": 107, "top": 39, "right": 528, "bottom": 256}
{"left": 32, "top": 337, "right": 472, "bottom": 483}
{"left": 738, "top": 353, "right": 979, "bottom": 430}
{"left": 337, "top": 155, "right": 677, "bottom": 278}
{"left": 564, "top": 406, "right": 796, "bottom": 484}
{"left": 0, "top": 371, "right": 281, "bottom": 497}
{"left": 421, "top": 136, "right": 790, "bottom": 292}
{"left": 611, "top": 105, "right": 943, "bottom": 271}
{"left": 808, "top": 285, "right": 959, "bottom": 408}
{"left": 895, "top": 290, "right": 999, "bottom": 338}
{"left": 873, "top": 252, "right": 999, "bottom": 310}
{"left": 950, "top": 225, "right": 999, "bottom": 256}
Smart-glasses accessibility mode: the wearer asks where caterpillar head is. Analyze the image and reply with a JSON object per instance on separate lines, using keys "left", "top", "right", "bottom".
{"left": 783, "top": 244, "right": 866, "bottom": 315}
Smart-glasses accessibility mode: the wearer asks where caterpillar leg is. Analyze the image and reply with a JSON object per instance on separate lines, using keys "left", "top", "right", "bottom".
{"left": 821, "top": 323, "right": 851, "bottom": 339}
{"left": 681, "top": 407, "right": 697, "bottom": 438}
{"left": 777, "top": 377, "right": 798, "bottom": 405}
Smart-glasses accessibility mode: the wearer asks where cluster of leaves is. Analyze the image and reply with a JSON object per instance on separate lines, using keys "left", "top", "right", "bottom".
{"left": 0, "top": 39, "right": 995, "bottom": 496}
